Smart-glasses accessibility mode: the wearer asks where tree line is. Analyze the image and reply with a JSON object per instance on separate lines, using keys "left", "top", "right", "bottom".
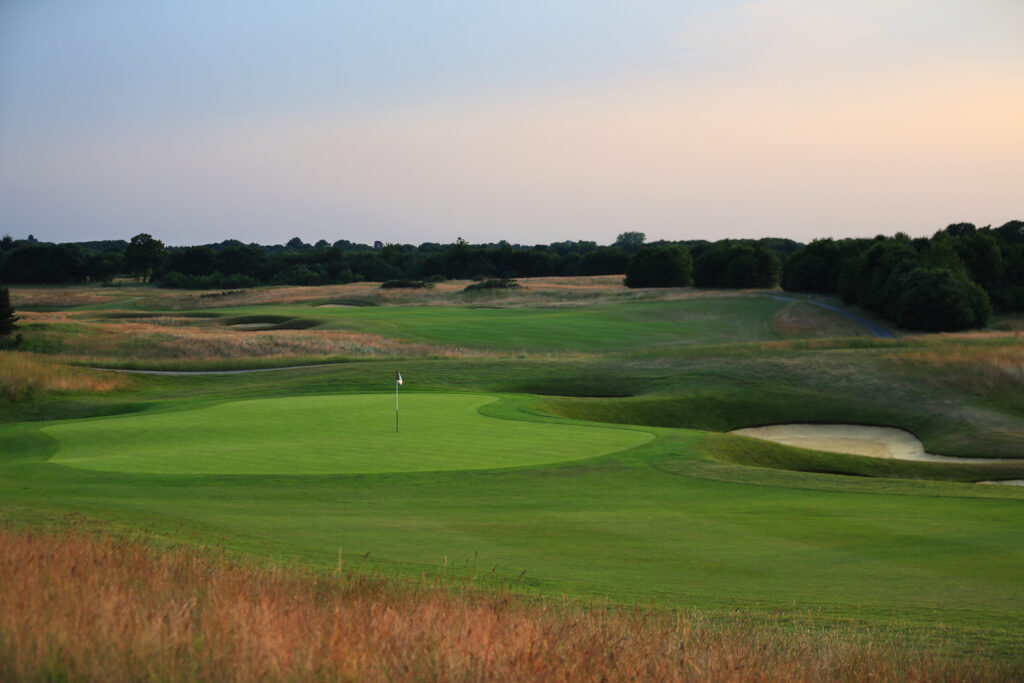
{"left": 0, "top": 232, "right": 798, "bottom": 291}
{"left": 782, "top": 221, "right": 1023, "bottom": 331}
{"left": 1, "top": 221, "right": 1018, "bottom": 332}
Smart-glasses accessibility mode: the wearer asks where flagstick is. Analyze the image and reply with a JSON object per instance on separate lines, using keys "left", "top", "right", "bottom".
{"left": 395, "top": 375, "right": 399, "bottom": 433}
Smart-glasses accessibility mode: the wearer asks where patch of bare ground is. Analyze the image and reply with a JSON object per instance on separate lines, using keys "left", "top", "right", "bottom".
{"left": 0, "top": 528, "right": 1006, "bottom": 682}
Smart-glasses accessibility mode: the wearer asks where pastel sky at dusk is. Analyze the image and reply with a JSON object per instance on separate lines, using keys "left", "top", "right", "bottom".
{"left": 1, "top": 1, "right": 1021, "bottom": 246}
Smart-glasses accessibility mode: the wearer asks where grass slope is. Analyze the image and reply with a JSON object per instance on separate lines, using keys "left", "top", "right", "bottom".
{"left": 3, "top": 389, "right": 1024, "bottom": 656}
{"left": 200, "top": 296, "right": 792, "bottom": 351}
{"left": 3, "top": 284, "right": 1024, "bottom": 662}
{"left": 46, "top": 393, "right": 650, "bottom": 475}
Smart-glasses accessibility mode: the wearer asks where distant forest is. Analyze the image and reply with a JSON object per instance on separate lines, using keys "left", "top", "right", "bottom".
{"left": 0, "top": 220, "right": 1021, "bottom": 332}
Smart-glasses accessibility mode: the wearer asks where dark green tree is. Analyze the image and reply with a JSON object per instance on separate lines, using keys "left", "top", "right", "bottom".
{"left": 693, "top": 242, "right": 780, "bottom": 288}
{"left": 949, "top": 231, "right": 1004, "bottom": 294}
{"left": 0, "top": 287, "right": 19, "bottom": 338}
{"left": 624, "top": 245, "right": 693, "bottom": 288}
{"left": 893, "top": 266, "right": 991, "bottom": 331}
{"left": 124, "top": 233, "right": 165, "bottom": 283}
{"left": 614, "top": 231, "right": 646, "bottom": 253}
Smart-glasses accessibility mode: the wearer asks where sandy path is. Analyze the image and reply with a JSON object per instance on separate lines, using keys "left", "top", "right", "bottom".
{"left": 730, "top": 424, "right": 1009, "bottom": 464}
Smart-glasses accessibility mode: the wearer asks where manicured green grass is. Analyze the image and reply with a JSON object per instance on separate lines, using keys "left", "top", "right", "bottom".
{"left": 5, "top": 287, "right": 1024, "bottom": 660}
{"left": 200, "top": 296, "right": 792, "bottom": 351}
{"left": 47, "top": 393, "right": 650, "bottom": 475}
{"left": 3, "top": 394, "right": 1024, "bottom": 656}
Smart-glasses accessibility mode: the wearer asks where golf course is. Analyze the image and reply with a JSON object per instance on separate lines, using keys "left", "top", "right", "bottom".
{"left": 2, "top": 278, "right": 1023, "bottom": 677}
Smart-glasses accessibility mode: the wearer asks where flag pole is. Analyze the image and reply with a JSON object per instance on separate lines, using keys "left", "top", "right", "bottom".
{"left": 395, "top": 369, "right": 400, "bottom": 433}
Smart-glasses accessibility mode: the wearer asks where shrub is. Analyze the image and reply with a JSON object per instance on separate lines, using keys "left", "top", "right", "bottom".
{"left": 380, "top": 279, "right": 430, "bottom": 289}
{"left": 462, "top": 278, "right": 521, "bottom": 292}
{"left": 157, "top": 271, "right": 258, "bottom": 290}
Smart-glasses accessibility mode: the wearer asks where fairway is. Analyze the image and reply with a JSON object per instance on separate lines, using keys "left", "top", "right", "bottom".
{"left": 205, "top": 296, "right": 792, "bottom": 351}
{"left": 46, "top": 393, "right": 652, "bottom": 475}
{"left": 5, "top": 282, "right": 1024, "bottom": 665}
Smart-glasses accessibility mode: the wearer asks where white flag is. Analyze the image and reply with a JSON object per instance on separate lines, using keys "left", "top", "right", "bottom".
{"left": 396, "top": 369, "right": 403, "bottom": 385}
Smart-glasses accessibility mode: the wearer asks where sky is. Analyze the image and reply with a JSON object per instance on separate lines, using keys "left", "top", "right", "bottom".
{"left": 1, "top": 1, "right": 1022, "bottom": 247}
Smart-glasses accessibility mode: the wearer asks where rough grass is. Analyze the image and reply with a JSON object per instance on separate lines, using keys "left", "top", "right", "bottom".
{"left": 0, "top": 527, "right": 1008, "bottom": 683}
{"left": 0, "top": 352, "right": 133, "bottom": 402}
{"left": 703, "top": 432, "right": 1024, "bottom": 482}
{"left": 770, "top": 301, "right": 871, "bottom": 339}
{"left": 16, "top": 311, "right": 501, "bottom": 367}
{"left": 886, "top": 336, "right": 1024, "bottom": 397}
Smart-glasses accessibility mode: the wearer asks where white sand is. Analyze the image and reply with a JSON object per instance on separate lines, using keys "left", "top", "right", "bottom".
{"left": 729, "top": 424, "right": 1008, "bottom": 464}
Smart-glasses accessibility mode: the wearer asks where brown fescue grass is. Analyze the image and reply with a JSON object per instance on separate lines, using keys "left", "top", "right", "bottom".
{"left": 70, "top": 320, "right": 483, "bottom": 361}
{"left": 0, "top": 528, "right": 1010, "bottom": 682}
{"left": 8, "top": 288, "right": 125, "bottom": 309}
{"left": 12, "top": 279, "right": 779, "bottom": 316}
{"left": 0, "top": 352, "right": 133, "bottom": 402}
{"left": 886, "top": 335, "right": 1024, "bottom": 396}
{"left": 18, "top": 312, "right": 504, "bottom": 365}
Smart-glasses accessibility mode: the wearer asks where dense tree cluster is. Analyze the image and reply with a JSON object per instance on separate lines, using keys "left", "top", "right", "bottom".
{"left": 0, "top": 221, "right": 1016, "bottom": 333}
{"left": 691, "top": 241, "right": 781, "bottom": 289}
{"left": 783, "top": 221, "right": 1023, "bottom": 331}
{"left": 624, "top": 238, "right": 795, "bottom": 290}
{"left": 624, "top": 245, "right": 693, "bottom": 288}
{"left": 0, "top": 230, "right": 801, "bottom": 291}
{"left": 0, "top": 239, "right": 123, "bottom": 284}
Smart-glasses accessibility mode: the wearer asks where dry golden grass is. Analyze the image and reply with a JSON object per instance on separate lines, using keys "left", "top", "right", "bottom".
{"left": 0, "top": 352, "right": 133, "bottom": 401}
{"left": 68, "top": 320, "right": 492, "bottom": 363}
{"left": 11, "top": 278, "right": 767, "bottom": 316}
{"left": 128, "top": 276, "right": 738, "bottom": 310}
{"left": 886, "top": 335, "right": 1024, "bottom": 396}
{"left": 0, "top": 528, "right": 1005, "bottom": 682}
{"left": 15, "top": 310, "right": 504, "bottom": 365}
{"left": 8, "top": 288, "right": 126, "bottom": 309}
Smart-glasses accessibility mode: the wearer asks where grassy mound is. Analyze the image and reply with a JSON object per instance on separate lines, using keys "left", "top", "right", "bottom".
{"left": 206, "top": 296, "right": 791, "bottom": 351}
{"left": 221, "top": 314, "right": 323, "bottom": 330}
{"left": 47, "top": 393, "right": 651, "bottom": 475}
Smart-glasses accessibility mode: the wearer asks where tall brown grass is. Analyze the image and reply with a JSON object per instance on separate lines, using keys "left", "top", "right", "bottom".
{"left": 0, "top": 528, "right": 1007, "bottom": 682}
{"left": 0, "top": 352, "right": 132, "bottom": 401}
{"left": 8, "top": 288, "right": 123, "bottom": 309}
{"left": 887, "top": 338, "right": 1024, "bottom": 396}
{"left": 18, "top": 312, "right": 503, "bottom": 364}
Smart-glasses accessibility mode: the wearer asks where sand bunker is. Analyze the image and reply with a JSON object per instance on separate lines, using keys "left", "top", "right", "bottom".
{"left": 228, "top": 322, "right": 277, "bottom": 330}
{"left": 729, "top": 424, "right": 1008, "bottom": 464}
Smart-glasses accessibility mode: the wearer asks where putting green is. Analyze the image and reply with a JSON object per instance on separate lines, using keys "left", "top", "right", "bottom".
{"left": 46, "top": 393, "right": 652, "bottom": 475}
